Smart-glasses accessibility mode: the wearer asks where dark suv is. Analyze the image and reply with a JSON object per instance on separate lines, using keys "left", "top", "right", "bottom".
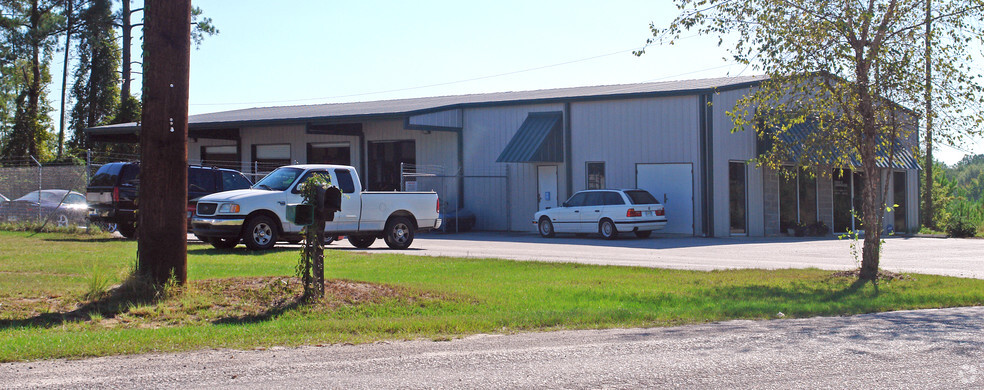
{"left": 86, "top": 162, "right": 253, "bottom": 238}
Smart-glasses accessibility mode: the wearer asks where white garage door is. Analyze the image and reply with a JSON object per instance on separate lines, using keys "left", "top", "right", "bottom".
{"left": 636, "top": 163, "right": 694, "bottom": 235}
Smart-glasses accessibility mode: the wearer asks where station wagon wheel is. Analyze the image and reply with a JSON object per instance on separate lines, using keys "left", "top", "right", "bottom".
{"left": 383, "top": 217, "right": 414, "bottom": 249}
{"left": 54, "top": 213, "right": 69, "bottom": 227}
{"left": 243, "top": 215, "right": 278, "bottom": 250}
{"left": 599, "top": 219, "right": 618, "bottom": 240}
{"left": 538, "top": 216, "right": 555, "bottom": 238}
{"left": 101, "top": 221, "right": 118, "bottom": 233}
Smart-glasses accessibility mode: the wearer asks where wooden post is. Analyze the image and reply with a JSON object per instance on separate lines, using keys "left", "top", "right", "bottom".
{"left": 138, "top": 0, "right": 191, "bottom": 286}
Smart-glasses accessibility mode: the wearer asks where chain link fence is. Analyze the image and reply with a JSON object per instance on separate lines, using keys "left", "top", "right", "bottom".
{"left": 401, "top": 164, "right": 510, "bottom": 232}
{"left": 2, "top": 155, "right": 511, "bottom": 232}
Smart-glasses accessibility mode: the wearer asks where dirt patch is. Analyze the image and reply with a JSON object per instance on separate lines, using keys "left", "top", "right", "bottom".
{"left": 829, "top": 269, "right": 912, "bottom": 281}
{"left": 1, "top": 277, "right": 442, "bottom": 330}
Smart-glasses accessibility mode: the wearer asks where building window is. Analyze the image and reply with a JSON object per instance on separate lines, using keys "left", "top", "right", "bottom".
{"left": 307, "top": 142, "right": 351, "bottom": 165}
{"left": 201, "top": 145, "right": 239, "bottom": 170}
{"left": 729, "top": 161, "right": 747, "bottom": 235}
{"left": 252, "top": 144, "right": 291, "bottom": 173}
{"left": 779, "top": 173, "right": 798, "bottom": 233}
{"left": 779, "top": 170, "right": 818, "bottom": 234}
{"left": 586, "top": 162, "right": 605, "bottom": 190}
{"left": 798, "top": 173, "right": 818, "bottom": 225}
{"left": 832, "top": 168, "right": 865, "bottom": 233}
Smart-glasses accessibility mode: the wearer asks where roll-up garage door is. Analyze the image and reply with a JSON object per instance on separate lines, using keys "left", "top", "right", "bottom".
{"left": 636, "top": 163, "right": 694, "bottom": 235}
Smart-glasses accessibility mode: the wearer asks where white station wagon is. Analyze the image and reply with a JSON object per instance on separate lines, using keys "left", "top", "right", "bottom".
{"left": 533, "top": 189, "right": 667, "bottom": 239}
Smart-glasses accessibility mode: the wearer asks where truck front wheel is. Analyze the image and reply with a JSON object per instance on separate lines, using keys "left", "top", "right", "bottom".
{"left": 383, "top": 217, "right": 414, "bottom": 249}
{"left": 243, "top": 215, "right": 278, "bottom": 250}
{"left": 209, "top": 237, "right": 239, "bottom": 249}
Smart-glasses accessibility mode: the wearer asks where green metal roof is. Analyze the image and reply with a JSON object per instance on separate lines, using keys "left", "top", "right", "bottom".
{"left": 496, "top": 112, "right": 564, "bottom": 163}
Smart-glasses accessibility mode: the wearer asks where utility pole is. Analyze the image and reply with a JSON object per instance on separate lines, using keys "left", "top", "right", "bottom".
{"left": 922, "top": 0, "right": 934, "bottom": 229}
{"left": 137, "top": 0, "right": 191, "bottom": 286}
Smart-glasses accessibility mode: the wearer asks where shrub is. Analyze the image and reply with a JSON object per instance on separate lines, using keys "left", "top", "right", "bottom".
{"left": 946, "top": 218, "right": 977, "bottom": 238}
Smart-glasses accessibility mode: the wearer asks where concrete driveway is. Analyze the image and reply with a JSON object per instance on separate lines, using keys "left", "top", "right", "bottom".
{"left": 335, "top": 232, "right": 984, "bottom": 279}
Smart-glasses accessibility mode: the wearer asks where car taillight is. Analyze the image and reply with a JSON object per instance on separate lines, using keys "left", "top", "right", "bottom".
{"left": 436, "top": 198, "right": 440, "bottom": 213}
{"left": 626, "top": 208, "right": 642, "bottom": 218}
{"left": 112, "top": 186, "right": 119, "bottom": 202}
{"left": 656, "top": 209, "right": 665, "bottom": 216}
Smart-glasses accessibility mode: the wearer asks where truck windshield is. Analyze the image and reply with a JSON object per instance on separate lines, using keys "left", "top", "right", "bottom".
{"left": 253, "top": 167, "right": 303, "bottom": 191}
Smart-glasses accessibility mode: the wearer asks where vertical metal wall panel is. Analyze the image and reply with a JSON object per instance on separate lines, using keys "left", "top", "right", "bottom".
{"left": 711, "top": 87, "right": 764, "bottom": 236}
{"left": 408, "top": 109, "right": 462, "bottom": 128}
{"left": 463, "top": 103, "right": 564, "bottom": 231}
{"left": 570, "top": 96, "right": 702, "bottom": 235}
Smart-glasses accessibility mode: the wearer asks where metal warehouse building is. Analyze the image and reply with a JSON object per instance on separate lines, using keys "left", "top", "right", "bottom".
{"left": 88, "top": 75, "right": 920, "bottom": 237}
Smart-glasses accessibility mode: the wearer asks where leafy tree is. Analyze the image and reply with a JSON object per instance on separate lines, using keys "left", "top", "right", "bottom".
{"left": 67, "top": 0, "right": 119, "bottom": 153}
{"left": 645, "top": 0, "right": 984, "bottom": 280}
{"left": 0, "top": 0, "right": 66, "bottom": 160}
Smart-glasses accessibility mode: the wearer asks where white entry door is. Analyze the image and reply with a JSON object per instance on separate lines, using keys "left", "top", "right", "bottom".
{"left": 537, "top": 165, "right": 558, "bottom": 211}
{"left": 636, "top": 163, "right": 694, "bottom": 235}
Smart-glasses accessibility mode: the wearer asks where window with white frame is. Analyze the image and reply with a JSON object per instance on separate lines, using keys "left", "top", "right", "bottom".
{"left": 586, "top": 162, "right": 605, "bottom": 190}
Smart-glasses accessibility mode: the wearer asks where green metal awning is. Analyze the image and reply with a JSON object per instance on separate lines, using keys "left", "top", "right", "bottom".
{"left": 759, "top": 119, "right": 921, "bottom": 170}
{"left": 496, "top": 112, "right": 564, "bottom": 163}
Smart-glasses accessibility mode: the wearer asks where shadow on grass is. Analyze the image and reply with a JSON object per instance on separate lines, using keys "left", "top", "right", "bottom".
{"left": 187, "top": 247, "right": 298, "bottom": 256}
{"left": 211, "top": 297, "right": 305, "bottom": 325}
{"left": 0, "top": 276, "right": 311, "bottom": 331}
{"left": 40, "top": 236, "right": 129, "bottom": 243}
{"left": 0, "top": 275, "right": 163, "bottom": 331}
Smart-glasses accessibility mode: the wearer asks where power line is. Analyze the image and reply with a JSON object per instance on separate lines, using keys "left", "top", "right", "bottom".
{"left": 189, "top": 34, "right": 712, "bottom": 108}
{"left": 189, "top": 47, "right": 647, "bottom": 107}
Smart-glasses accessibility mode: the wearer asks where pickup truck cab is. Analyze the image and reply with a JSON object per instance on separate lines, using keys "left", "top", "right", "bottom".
{"left": 192, "top": 164, "right": 441, "bottom": 250}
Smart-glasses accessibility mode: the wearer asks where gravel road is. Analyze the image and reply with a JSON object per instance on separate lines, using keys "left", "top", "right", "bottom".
{"left": 4, "top": 306, "right": 983, "bottom": 389}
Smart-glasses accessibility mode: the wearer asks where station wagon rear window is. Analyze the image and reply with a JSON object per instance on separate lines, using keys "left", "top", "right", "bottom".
{"left": 624, "top": 190, "right": 660, "bottom": 205}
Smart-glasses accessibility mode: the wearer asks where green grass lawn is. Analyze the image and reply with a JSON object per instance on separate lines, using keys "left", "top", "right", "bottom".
{"left": 2, "top": 230, "right": 984, "bottom": 362}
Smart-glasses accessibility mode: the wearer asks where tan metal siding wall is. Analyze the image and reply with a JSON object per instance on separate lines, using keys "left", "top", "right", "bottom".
{"left": 711, "top": 88, "right": 765, "bottom": 236}
{"left": 463, "top": 104, "right": 564, "bottom": 231}
{"left": 570, "top": 96, "right": 703, "bottom": 235}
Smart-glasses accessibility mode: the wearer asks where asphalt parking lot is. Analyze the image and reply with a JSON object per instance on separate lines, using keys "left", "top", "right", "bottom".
{"left": 333, "top": 232, "right": 984, "bottom": 279}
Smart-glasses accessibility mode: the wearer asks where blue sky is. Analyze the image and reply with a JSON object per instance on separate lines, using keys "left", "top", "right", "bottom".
{"left": 51, "top": 0, "right": 983, "bottom": 163}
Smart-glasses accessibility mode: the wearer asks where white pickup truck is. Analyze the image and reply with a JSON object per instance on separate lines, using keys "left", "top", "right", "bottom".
{"left": 191, "top": 164, "right": 441, "bottom": 250}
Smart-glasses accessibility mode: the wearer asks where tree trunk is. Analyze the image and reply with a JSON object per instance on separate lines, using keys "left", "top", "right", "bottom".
{"left": 137, "top": 0, "right": 191, "bottom": 286}
{"left": 57, "top": 0, "right": 73, "bottom": 158}
{"left": 853, "top": 45, "right": 883, "bottom": 281}
{"left": 27, "top": 0, "right": 42, "bottom": 158}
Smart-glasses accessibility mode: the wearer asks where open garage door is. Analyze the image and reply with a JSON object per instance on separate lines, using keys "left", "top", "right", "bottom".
{"left": 636, "top": 163, "right": 694, "bottom": 235}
